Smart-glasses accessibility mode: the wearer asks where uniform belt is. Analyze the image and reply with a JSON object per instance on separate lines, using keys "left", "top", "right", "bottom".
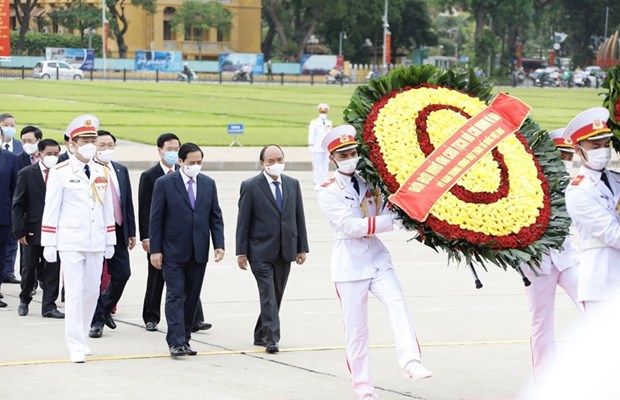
{"left": 335, "top": 232, "right": 371, "bottom": 240}
{"left": 582, "top": 238, "right": 608, "bottom": 250}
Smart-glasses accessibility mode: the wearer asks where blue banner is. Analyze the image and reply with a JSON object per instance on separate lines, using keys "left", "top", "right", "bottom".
{"left": 45, "top": 47, "right": 95, "bottom": 71}
{"left": 135, "top": 51, "right": 183, "bottom": 72}
{"left": 218, "top": 53, "right": 264, "bottom": 76}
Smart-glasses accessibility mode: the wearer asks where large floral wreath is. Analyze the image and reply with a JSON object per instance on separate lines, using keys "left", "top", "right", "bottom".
{"left": 344, "top": 65, "right": 571, "bottom": 271}
{"left": 602, "top": 64, "right": 620, "bottom": 151}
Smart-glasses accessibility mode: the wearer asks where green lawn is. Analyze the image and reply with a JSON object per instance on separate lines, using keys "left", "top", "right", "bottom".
{"left": 0, "top": 80, "right": 607, "bottom": 146}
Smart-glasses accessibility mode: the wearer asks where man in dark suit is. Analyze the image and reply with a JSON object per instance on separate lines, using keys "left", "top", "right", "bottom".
{"left": 11, "top": 139, "right": 64, "bottom": 318}
{"left": 235, "top": 144, "right": 309, "bottom": 354}
{"left": 139, "top": 133, "right": 211, "bottom": 332}
{"left": 57, "top": 134, "right": 71, "bottom": 164}
{"left": 149, "top": 142, "right": 225, "bottom": 356}
{"left": 88, "top": 130, "right": 136, "bottom": 338}
{"left": 1, "top": 113, "right": 22, "bottom": 284}
{"left": 0, "top": 126, "right": 19, "bottom": 307}
{"left": 16, "top": 126, "right": 43, "bottom": 171}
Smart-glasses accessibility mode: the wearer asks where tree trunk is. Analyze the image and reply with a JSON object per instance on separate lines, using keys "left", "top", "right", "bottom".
{"left": 108, "top": 1, "right": 129, "bottom": 58}
{"left": 264, "top": 1, "right": 288, "bottom": 54}
{"left": 296, "top": 19, "right": 318, "bottom": 61}
{"left": 261, "top": 17, "right": 276, "bottom": 60}
{"left": 13, "top": 0, "right": 38, "bottom": 56}
{"left": 473, "top": 3, "right": 486, "bottom": 66}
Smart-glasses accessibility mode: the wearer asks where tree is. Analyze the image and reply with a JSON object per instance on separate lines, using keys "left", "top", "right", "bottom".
{"left": 48, "top": 0, "right": 101, "bottom": 45}
{"left": 170, "top": 0, "right": 233, "bottom": 60}
{"left": 106, "top": 0, "right": 156, "bottom": 58}
{"left": 12, "top": 0, "right": 40, "bottom": 55}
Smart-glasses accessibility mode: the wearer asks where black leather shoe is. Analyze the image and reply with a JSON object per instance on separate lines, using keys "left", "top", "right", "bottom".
{"left": 0, "top": 292, "right": 3, "bottom": 298}
{"left": 145, "top": 322, "right": 158, "bottom": 331}
{"left": 104, "top": 315, "right": 117, "bottom": 329}
{"left": 184, "top": 344, "right": 197, "bottom": 356}
{"left": 253, "top": 338, "right": 267, "bottom": 347}
{"left": 0, "top": 299, "right": 7, "bottom": 307}
{"left": 266, "top": 344, "right": 279, "bottom": 354}
{"left": 18, "top": 302, "right": 28, "bottom": 316}
{"left": 3, "top": 276, "right": 20, "bottom": 284}
{"left": 89, "top": 326, "right": 103, "bottom": 338}
{"left": 191, "top": 321, "right": 212, "bottom": 332}
{"left": 169, "top": 345, "right": 186, "bottom": 357}
{"left": 42, "top": 309, "right": 65, "bottom": 319}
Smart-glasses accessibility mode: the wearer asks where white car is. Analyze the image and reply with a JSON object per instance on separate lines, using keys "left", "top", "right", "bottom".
{"left": 33, "top": 61, "right": 84, "bottom": 80}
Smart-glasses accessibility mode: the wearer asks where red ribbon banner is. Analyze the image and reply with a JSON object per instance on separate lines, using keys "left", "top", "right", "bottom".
{"left": 389, "top": 93, "right": 531, "bottom": 222}
{"left": 0, "top": 0, "right": 10, "bottom": 58}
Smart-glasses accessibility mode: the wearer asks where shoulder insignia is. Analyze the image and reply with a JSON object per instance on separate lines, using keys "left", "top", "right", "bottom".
{"left": 54, "top": 160, "right": 70, "bottom": 169}
{"left": 321, "top": 177, "right": 336, "bottom": 188}
{"left": 609, "top": 170, "right": 620, "bottom": 181}
{"left": 571, "top": 175, "right": 584, "bottom": 186}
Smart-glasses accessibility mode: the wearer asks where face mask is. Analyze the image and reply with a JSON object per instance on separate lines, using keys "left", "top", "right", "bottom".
{"left": 77, "top": 143, "right": 97, "bottom": 160}
{"left": 97, "top": 149, "right": 114, "bottom": 164}
{"left": 2, "top": 126, "right": 16, "bottom": 140}
{"left": 264, "top": 162, "right": 285, "bottom": 177}
{"left": 581, "top": 146, "right": 611, "bottom": 170}
{"left": 183, "top": 164, "right": 201, "bottom": 178}
{"left": 562, "top": 160, "right": 573, "bottom": 173}
{"left": 318, "top": 113, "right": 327, "bottom": 120}
{"left": 42, "top": 155, "right": 58, "bottom": 168}
{"left": 163, "top": 151, "right": 179, "bottom": 166}
{"left": 336, "top": 157, "right": 360, "bottom": 174}
{"left": 23, "top": 143, "right": 38, "bottom": 155}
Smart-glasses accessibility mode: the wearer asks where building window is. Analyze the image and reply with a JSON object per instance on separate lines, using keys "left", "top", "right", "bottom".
{"left": 163, "top": 7, "right": 176, "bottom": 41}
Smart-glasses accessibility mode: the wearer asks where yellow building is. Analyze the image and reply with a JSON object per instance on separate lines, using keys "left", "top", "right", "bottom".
{"left": 11, "top": 0, "right": 262, "bottom": 59}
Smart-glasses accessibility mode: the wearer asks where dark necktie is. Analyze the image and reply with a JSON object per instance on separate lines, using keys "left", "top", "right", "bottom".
{"left": 273, "top": 181, "right": 283, "bottom": 212}
{"left": 4, "top": 143, "right": 9, "bottom": 151}
{"left": 188, "top": 178, "right": 196, "bottom": 209}
{"left": 601, "top": 172, "right": 613, "bottom": 194}
{"left": 351, "top": 176, "right": 360, "bottom": 195}
{"left": 84, "top": 164, "right": 90, "bottom": 179}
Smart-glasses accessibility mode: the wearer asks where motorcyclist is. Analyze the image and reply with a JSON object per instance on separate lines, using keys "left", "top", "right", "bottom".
{"left": 183, "top": 63, "right": 192, "bottom": 83}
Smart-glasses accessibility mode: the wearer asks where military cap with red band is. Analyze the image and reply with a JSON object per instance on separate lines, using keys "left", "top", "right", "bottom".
{"left": 65, "top": 114, "right": 99, "bottom": 141}
{"left": 548, "top": 128, "right": 574, "bottom": 153}
{"left": 321, "top": 124, "right": 357, "bottom": 153}
{"left": 563, "top": 107, "right": 613, "bottom": 144}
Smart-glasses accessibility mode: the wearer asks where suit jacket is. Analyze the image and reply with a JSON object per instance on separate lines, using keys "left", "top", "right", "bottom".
{"left": 108, "top": 161, "right": 136, "bottom": 247}
{"left": 138, "top": 163, "right": 178, "bottom": 241}
{"left": 11, "top": 163, "right": 47, "bottom": 245}
{"left": 4, "top": 138, "right": 23, "bottom": 155}
{"left": 16, "top": 152, "right": 32, "bottom": 171}
{"left": 0, "top": 149, "right": 18, "bottom": 227}
{"left": 57, "top": 151, "right": 69, "bottom": 164}
{"left": 235, "top": 173, "right": 309, "bottom": 262}
{"left": 149, "top": 171, "right": 225, "bottom": 264}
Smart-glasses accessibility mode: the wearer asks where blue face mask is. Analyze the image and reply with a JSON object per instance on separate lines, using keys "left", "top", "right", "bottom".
{"left": 2, "top": 126, "right": 16, "bottom": 140}
{"left": 162, "top": 151, "right": 178, "bottom": 166}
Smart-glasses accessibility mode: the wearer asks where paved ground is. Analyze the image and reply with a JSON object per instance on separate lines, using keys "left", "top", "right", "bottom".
{"left": 0, "top": 146, "right": 583, "bottom": 399}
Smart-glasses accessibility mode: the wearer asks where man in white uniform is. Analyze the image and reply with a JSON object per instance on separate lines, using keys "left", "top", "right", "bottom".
{"left": 564, "top": 107, "right": 620, "bottom": 315}
{"left": 41, "top": 114, "right": 116, "bottom": 363}
{"left": 521, "top": 128, "right": 583, "bottom": 379}
{"left": 308, "top": 103, "right": 332, "bottom": 189}
{"left": 317, "top": 125, "right": 432, "bottom": 400}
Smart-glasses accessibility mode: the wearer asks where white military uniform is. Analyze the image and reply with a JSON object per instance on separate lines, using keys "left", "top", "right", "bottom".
{"left": 318, "top": 171, "right": 424, "bottom": 400}
{"left": 308, "top": 113, "right": 332, "bottom": 189}
{"left": 565, "top": 167, "right": 620, "bottom": 305}
{"left": 41, "top": 122, "right": 115, "bottom": 359}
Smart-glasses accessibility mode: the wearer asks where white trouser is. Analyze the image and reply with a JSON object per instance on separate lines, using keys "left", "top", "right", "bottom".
{"left": 311, "top": 152, "right": 329, "bottom": 187}
{"left": 523, "top": 265, "right": 582, "bottom": 379}
{"left": 335, "top": 268, "right": 421, "bottom": 400}
{"left": 59, "top": 251, "right": 104, "bottom": 354}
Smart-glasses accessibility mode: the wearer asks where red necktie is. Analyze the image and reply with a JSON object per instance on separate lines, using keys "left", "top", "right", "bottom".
{"left": 167, "top": 169, "right": 173, "bottom": 174}
{"left": 110, "top": 178, "right": 123, "bottom": 226}
{"left": 44, "top": 169, "right": 49, "bottom": 185}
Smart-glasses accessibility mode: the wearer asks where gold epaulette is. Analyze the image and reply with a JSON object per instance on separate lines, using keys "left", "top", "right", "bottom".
{"left": 321, "top": 177, "right": 336, "bottom": 188}
{"left": 55, "top": 160, "right": 70, "bottom": 169}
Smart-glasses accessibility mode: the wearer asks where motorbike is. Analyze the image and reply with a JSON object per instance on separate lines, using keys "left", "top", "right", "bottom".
{"left": 177, "top": 70, "right": 197, "bottom": 82}
{"left": 326, "top": 69, "right": 351, "bottom": 84}
{"left": 232, "top": 67, "right": 252, "bottom": 82}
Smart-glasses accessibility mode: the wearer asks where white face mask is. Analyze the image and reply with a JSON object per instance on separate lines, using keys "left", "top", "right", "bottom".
{"left": 96, "top": 149, "right": 114, "bottom": 164}
{"left": 183, "top": 164, "right": 202, "bottom": 178}
{"left": 562, "top": 160, "right": 573, "bottom": 173}
{"left": 581, "top": 146, "right": 611, "bottom": 171}
{"left": 77, "top": 143, "right": 97, "bottom": 160}
{"left": 336, "top": 157, "right": 360, "bottom": 174}
{"left": 42, "top": 155, "right": 58, "bottom": 168}
{"left": 318, "top": 113, "right": 327, "bottom": 120}
{"left": 23, "top": 143, "right": 38, "bottom": 155}
{"left": 264, "top": 162, "right": 285, "bottom": 177}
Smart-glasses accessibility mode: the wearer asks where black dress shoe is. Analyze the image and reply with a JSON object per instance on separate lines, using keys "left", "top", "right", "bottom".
{"left": 0, "top": 299, "right": 7, "bottom": 308}
{"left": 253, "top": 338, "right": 267, "bottom": 347}
{"left": 89, "top": 326, "right": 103, "bottom": 338}
{"left": 145, "top": 322, "right": 158, "bottom": 331}
{"left": 3, "top": 276, "right": 20, "bottom": 284}
{"left": 0, "top": 292, "right": 3, "bottom": 298}
{"left": 169, "top": 345, "right": 186, "bottom": 357}
{"left": 266, "top": 344, "right": 279, "bottom": 354}
{"left": 191, "top": 321, "right": 212, "bottom": 332}
{"left": 18, "top": 302, "right": 28, "bottom": 316}
{"left": 184, "top": 344, "right": 198, "bottom": 356}
{"left": 104, "top": 315, "right": 117, "bottom": 329}
{"left": 42, "top": 309, "right": 65, "bottom": 319}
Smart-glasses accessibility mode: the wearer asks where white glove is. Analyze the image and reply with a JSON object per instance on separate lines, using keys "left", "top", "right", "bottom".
{"left": 104, "top": 245, "right": 115, "bottom": 259}
{"left": 43, "top": 246, "right": 57, "bottom": 263}
{"left": 393, "top": 217, "right": 405, "bottom": 230}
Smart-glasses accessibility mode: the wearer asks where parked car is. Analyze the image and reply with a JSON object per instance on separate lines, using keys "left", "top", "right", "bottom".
{"left": 33, "top": 61, "right": 84, "bottom": 80}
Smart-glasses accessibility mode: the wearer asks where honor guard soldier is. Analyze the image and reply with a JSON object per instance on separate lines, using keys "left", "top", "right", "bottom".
{"left": 308, "top": 103, "right": 332, "bottom": 189}
{"left": 41, "top": 114, "right": 116, "bottom": 363}
{"left": 317, "top": 125, "right": 431, "bottom": 400}
{"left": 521, "top": 128, "right": 583, "bottom": 379}
{"left": 564, "top": 107, "right": 620, "bottom": 315}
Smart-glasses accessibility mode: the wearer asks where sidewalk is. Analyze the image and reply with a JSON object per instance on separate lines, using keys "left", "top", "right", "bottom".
{"left": 114, "top": 140, "right": 313, "bottom": 171}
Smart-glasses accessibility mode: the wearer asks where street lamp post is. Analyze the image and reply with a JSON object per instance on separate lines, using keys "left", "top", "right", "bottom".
{"left": 84, "top": 27, "right": 95, "bottom": 49}
{"left": 338, "top": 31, "right": 347, "bottom": 57}
{"left": 307, "top": 34, "right": 319, "bottom": 55}
{"left": 102, "top": 0, "right": 107, "bottom": 78}
{"left": 382, "top": 0, "right": 389, "bottom": 67}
